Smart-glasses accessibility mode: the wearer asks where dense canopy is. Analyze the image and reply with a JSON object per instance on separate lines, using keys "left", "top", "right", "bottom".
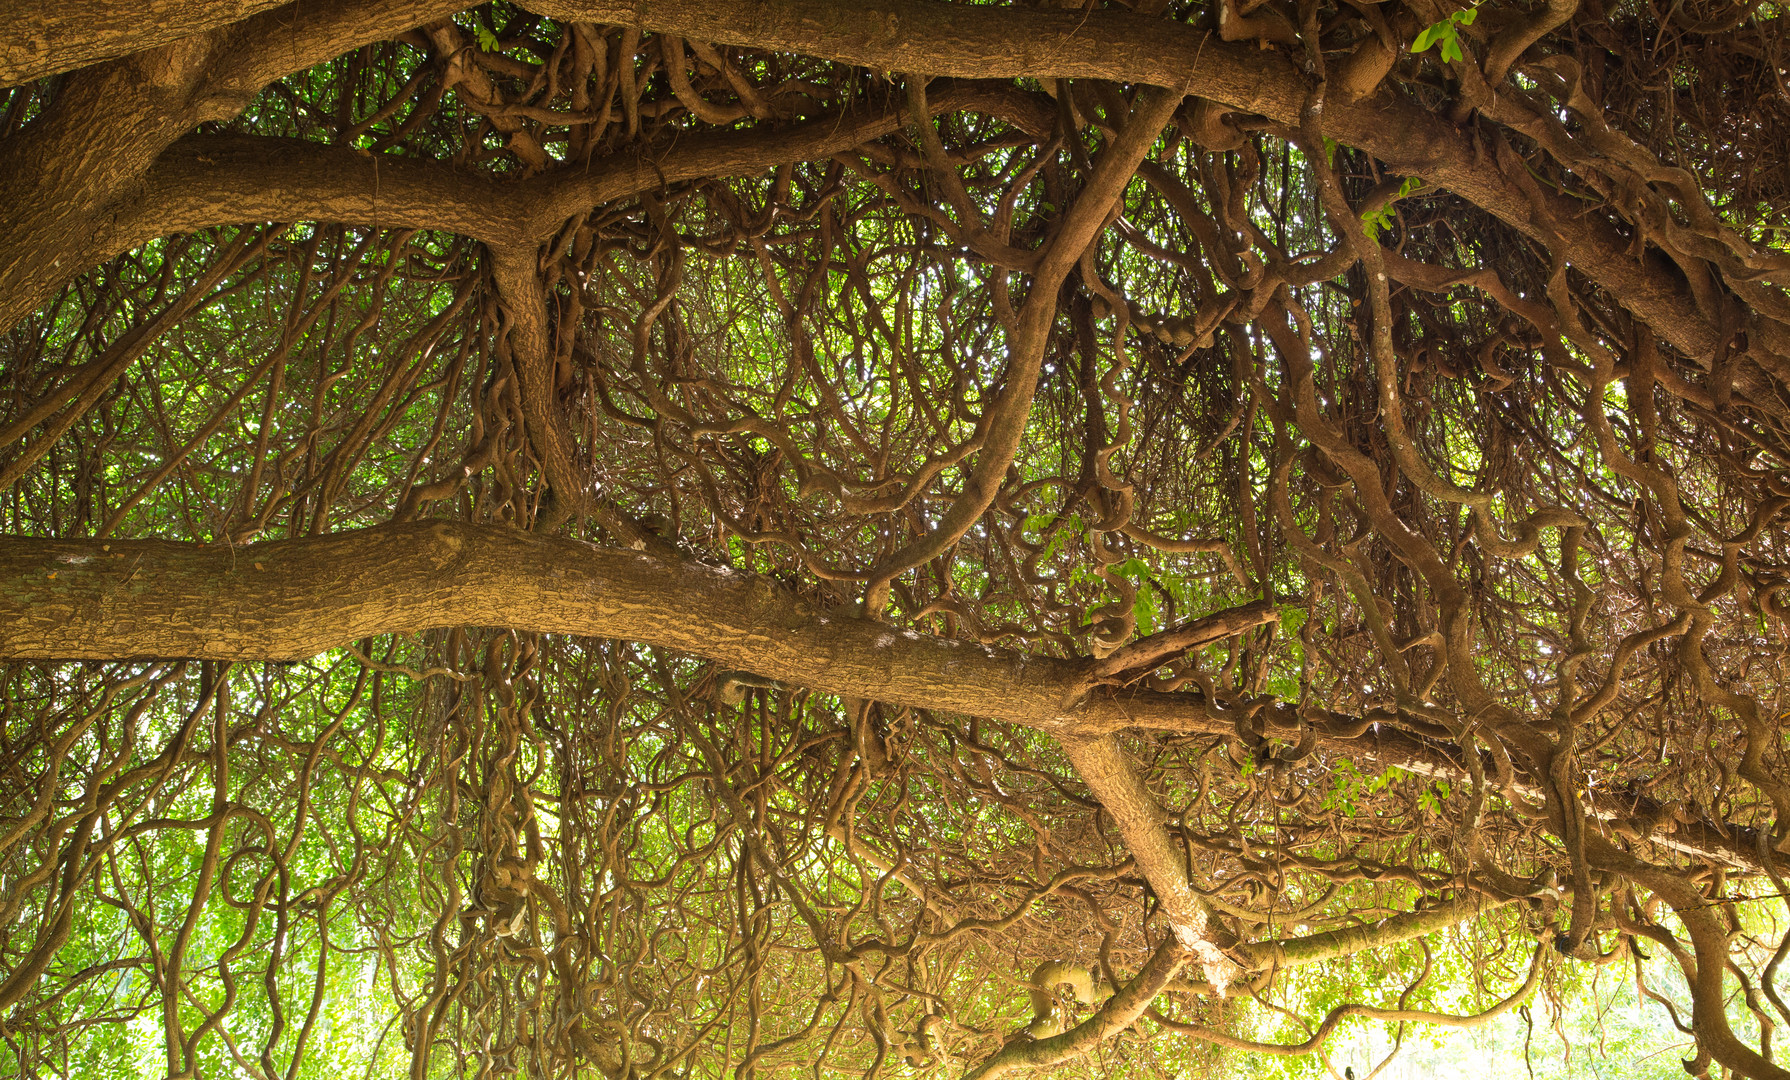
{"left": 4, "top": 0, "right": 1790, "bottom": 1076}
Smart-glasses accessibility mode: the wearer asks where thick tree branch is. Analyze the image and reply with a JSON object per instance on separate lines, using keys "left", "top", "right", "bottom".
{"left": 0, "top": 0, "right": 463, "bottom": 332}
{"left": 8, "top": 0, "right": 1774, "bottom": 387}
{"left": 0, "top": 522, "right": 1155, "bottom": 734}
{"left": 0, "top": 523, "right": 1768, "bottom": 877}
{"left": 519, "top": 0, "right": 1776, "bottom": 375}
{"left": 1057, "top": 735, "right": 1232, "bottom": 962}
{"left": 0, "top": 0, "right": 288, "bottom": 86}
{"left": 79, "top": 83, "right": 1046, "bottom": 288}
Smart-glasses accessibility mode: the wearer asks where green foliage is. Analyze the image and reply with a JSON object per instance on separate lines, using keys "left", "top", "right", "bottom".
{"left": 1362, "top": 176, "right": 1424, "bottom": 239}
{"left": 1412, "top": 6, "right": 1478, "bottom": 63}
{"left": 1321, "top": 759, "right": 1410, "bottom": 817}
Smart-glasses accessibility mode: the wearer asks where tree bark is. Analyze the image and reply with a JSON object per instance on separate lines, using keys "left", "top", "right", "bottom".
{"left": 0, "top": 522, "right": 1138, "bottom": 731}
{"left": 0, "top": 0, "right": 289, "bottom": 86}
{"left": 1057, "top": 735, "right": 1229, "bottom": 956}
{"left": 517, "top": 0, "right": 1770, "bottom": 376}
{"left": 962, "top": 936, "right": 1190, "bottom": 1080}
{"left": 0, "top": 0, "right": 467, "bottom": 331}
{"left": 1, "top": 0, "right": 1769, "bottom": 392}
{"left": 0, "top": 522, "right": 1769, "bottom": 876}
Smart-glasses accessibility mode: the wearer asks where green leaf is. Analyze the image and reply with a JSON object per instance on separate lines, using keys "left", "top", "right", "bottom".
{"left": 475, "top": 25, "right": 500, "bottom": 52}
{"left": 1415, "top": 6, "right": 1476, "bottom": 59}
{"left": 1361, "top": 205, "right": 1393, "bottom": 237}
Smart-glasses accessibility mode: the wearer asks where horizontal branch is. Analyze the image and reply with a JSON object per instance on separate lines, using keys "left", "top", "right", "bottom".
{"left": 521, "top": 0, "right": 1765, "bottom": 370}
{"left": 0, "top": 0, "right": 467, "bottom": 332}
{"left": 2, "top": 523, "right": 1773, "bottom": 879}
{"left": 0, "top": 522, "right": 1151, "bottom": 734}
{"left": 95, "top": 82, "right": 1045, "bottom": 264}
{"left": 1235, "top": 894, "right": 1519, "bottom": 971}
{"left": 11, "top": 0, "right": 1769, "bottom": 386}
{"left": 0, "top": 0, "right": 288, "bottom": 86}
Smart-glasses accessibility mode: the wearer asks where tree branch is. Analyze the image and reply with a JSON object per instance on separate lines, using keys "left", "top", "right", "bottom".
{"left": 0, "top": 522, "right": 1773, "bottom": 876}
{"left": 521, "top": 0, "right": 1775, "bottom": 378}
{"left": 0, "top": 0, "right": 288, "bottom": 86}
{"left": 87, "top": 83, "right": 1047, "bottom": 273}
{"left": 962, "top": 936, "right": 1189, "bottom": 1080}
{"left": 8, "top": 0, "right": 1773, "bottom": 387}
{"left": 0, "top": 522, "right": 1162, "bottom": 735}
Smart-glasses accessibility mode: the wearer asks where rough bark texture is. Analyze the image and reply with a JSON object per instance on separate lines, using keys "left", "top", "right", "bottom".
{"left": 0, "top": 522, "right": 1113, "bottom": 727}
{"left": 1, "top": 524, "right": 1768, "bottom": 879}
{"left": 0, "top": 0, "right": 289, "bottom": 86}
{"left": 1, "top": 0, "right": 1754, "bottom": 386}
{"left": 4, "top": 3, "right": 1789, "bottom": 1074}
{"left": 519, "top": 0, "right": 1748, "bottom": 371}
{"left": 961, "top": 937, "right": 1191, "bottom": 1080}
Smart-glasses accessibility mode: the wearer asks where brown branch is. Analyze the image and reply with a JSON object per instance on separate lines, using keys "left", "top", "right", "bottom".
{"left": 962, "top": 936, "right": 1189, "bottom": 1080}
{"left": 1087, "top": 599, "right": 1278, "bottom": 685}
{"left": 90, "top": 83, "right": 1048, "bottom": 266}
{"left": 0, "top": 522, "right": 1774, "bottom": 878}
{"left": 1234, "top": 894, "right": 1520, "bottom": 971}
{"left": 0, "top": 522, "right": 1171, "bottom": 735}
{"left": 1589, "top": 835, "right": 1790, "bottom": 1080}
{"left": 0, "top": 0, "right": 464, "bottom": 331}
{"left": 7, "top": 0, "right": 1773, "bottom": 392}
{"left": 1151, "top": 943, "right": 1549, "bottom": 1056}
{"left": 1057, "top": 734, "right": 1232, "bottom": 964}
{"left": 519, "top": 0, "right": 1774, "bottom": 378}
{"left": 0, "top": 0, "right": 288, "bottom": 86}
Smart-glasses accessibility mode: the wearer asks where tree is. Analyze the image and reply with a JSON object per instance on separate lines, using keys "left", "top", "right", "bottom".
{"left": 2, "top": 0, "right": 1789, "bottom": 1076}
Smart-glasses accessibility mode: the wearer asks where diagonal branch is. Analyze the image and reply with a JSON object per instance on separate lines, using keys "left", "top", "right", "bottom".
{"left": 961, "top": 935, "right": 1189, "bottom": 1080}
{"left": 1087, "top": 599, "right": 1278, "bottom": 685}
